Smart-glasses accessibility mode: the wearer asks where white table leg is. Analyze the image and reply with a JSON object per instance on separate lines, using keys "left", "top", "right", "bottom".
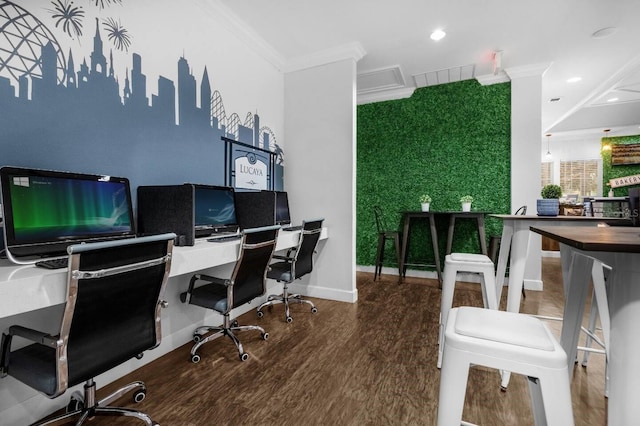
{"left": 505, "top": 226, "right": 530, "bottom": 313}
{"left": 559, "top": 249, "right": 593, "bottom": 376}
{"left": 607, "top": 252, "right": 640, "bottom": 425}
{"left": 495, "top": 221, "right": 513, "bottom": 302}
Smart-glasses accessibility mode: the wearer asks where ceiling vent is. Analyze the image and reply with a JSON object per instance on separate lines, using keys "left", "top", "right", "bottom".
{"left": 413, "top": 64, "right": 476, "bottom": 88}
{"left": 357, "top": 65, "right": 406, "bottom": 95}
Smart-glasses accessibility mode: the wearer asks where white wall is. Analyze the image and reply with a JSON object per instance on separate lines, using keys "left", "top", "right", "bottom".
{"left": 283, "top": 59, "right": 358, "bottom": 303}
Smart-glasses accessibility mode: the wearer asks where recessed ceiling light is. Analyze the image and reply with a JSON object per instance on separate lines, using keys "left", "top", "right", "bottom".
{"left": 430, "top": 29, "right": 446, "bottom": 41}
{"left": 592, "top": 27, "right": 617, "bottom": 39}
{"left": 567, "top": 77, "right": 582, "bottom": 83}
{"left": 607, "top": 97, "right": 619, "bottom": 102}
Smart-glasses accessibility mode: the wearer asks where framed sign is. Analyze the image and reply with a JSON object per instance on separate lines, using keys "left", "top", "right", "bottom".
{"left": 611, "top": 143, "right": 640, "bottom": 165}
{"left": 222, "top": 137, "right": 276, "bottom": 190}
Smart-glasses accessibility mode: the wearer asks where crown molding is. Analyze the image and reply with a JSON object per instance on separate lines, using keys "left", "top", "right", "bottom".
{"left": 284, "top": 42, "right": 367, "bottom": 73}
{"left": 193, "top": 0, "right": 286, "bottom": 71}
{"left": 476, "top": 71, "right": 510, "bottom": 86}
{"left": 504, "top": 62, "right": 552, "bottom": 80}
{"left": 357, "top": 86, "right": 415, "bottom": 105}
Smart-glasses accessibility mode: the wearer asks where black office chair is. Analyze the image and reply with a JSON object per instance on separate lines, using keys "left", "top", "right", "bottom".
{"left": 0, "top": 233, "right": 176, "bottom": 426}
{"left": 180, "top": 225, "right": 280, "bottom": 362}
{"left": 373, "top": 206, "right": 401, "bottom": 280}
{"left": 257, "top": 218, "right": 324, "bottom": 323}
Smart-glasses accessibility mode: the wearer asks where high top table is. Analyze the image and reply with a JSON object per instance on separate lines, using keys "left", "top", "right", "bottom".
{"left": 490, "top": 214, "right": 629, "bottom": 311}
{"left": 399, "top": 211, "right": 488, "bottom": 283}
{"left": 530, "top": 225, "right": 640, "bottom": 425}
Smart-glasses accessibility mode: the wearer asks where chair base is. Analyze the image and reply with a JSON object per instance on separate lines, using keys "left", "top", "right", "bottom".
{"left": 257, "top": 284, "right": 317, "bottom": 323}
{"left": 190, "top": 315, "right": 268, "bottom": 362}
{"left": 34, "top": 378, "right": 157, "bottom": 426}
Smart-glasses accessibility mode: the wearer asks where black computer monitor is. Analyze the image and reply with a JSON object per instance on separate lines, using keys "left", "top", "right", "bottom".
{"left": 275, "top": 191, "right": 291, "bottom": 226}
{"left": 192, "top": 184, "right": 238, "bottom": 237}
{"left": 0, "top": 166, "right": 136, "bottom": 263}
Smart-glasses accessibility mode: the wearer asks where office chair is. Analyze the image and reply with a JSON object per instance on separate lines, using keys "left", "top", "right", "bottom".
{"left": 257, "top": 218, "right": 324, "bottom": 323}
{"left": 373, "top": 206, "right": 401, "bottom": 280}
{"left": 0, "top": 233, "right": 176, "bottom": 426}
{"left": 180, "top": 225, "right": 280, "bottom": 362}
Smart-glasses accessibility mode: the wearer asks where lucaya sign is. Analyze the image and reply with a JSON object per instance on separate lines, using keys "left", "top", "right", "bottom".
{"left": 609, "top": 174, "right": 640, "bottom": 188}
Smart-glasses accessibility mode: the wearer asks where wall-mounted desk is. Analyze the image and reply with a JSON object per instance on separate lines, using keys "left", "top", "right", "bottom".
{"left": 0, "top": 228, "right": 329, "bottom": 320}
{"left": 0, "top": 227, "right": 329, "bottom": 424}
{"left": 399, "top": 211, "right": 488, "bottom": 283}
{"left": 530, "top": 225, "right": 640, "bottom": 425}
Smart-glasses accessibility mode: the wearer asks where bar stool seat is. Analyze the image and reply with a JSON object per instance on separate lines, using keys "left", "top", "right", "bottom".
{"left": 438, "top": 253, "right": 498, "bottom": 369}
{"left": 437, "top": 307, "right": 574, "bottom": 426}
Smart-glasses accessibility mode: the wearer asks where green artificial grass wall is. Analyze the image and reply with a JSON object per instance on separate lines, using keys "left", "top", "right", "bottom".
{"left": 356, "top": 79, "right": 511, "bottom": 270}
{"left": 602, "top": 134, "right": 640, "bottom": 197}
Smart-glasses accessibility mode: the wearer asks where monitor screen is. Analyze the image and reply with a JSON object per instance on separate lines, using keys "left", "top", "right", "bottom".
{"left": 193, "top": 185, "right": 238, "bottom": 233}
{"left": 0, "top": 166, "right": 135, "bottom": 261}
{"left": 275, "top": 191, "right": 291, "bottom": 226}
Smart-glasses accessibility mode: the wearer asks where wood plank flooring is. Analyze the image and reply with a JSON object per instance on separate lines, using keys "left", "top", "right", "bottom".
{"left": 40, "top": 257, "right": 607, "bottom": 425}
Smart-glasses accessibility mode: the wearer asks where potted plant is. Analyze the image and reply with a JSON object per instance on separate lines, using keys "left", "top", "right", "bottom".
{"left": 460, "top": 195, "right": 473, "bottom": 212}
{"left": 537, "top": 184, "right": 562, "bottom": 216}
{"left": 420, "top": 195, "right": 432, "bottom": 212}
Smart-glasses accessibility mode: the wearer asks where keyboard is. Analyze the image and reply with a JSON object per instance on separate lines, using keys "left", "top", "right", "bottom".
{"left": 282, "top": 225, "right": 302, "bottom": 231}
{"left": 207, "top": 234, "right": 242, "bottom": 243}
{"left": 35, "top": 257, "right": 69, "bottom": 269}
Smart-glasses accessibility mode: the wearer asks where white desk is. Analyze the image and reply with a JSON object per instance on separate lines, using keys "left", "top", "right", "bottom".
{"left": 491, "top": 215, "right": 627, "bottom": 312}
{"left": 0, "top": 228, "right": 329, "bottom": 320}
{"left": 530, "top": 225, "right": 640, "bottom": 425}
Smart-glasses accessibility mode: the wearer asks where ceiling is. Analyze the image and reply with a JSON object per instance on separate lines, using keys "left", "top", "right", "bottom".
{"left": 214, "top": 0, "right": 640, "bottom": 139}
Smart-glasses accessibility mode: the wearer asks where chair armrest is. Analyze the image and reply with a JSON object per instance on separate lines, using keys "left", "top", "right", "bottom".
{"left": 7, "top": 325, "right": 59, "bottom": 348}
{"left": 273, "top": 254, "right": 294, "bottom": 262}
{"left": 1, "top": 326, "right": 60, "bottom": 377}
{"left": 196, "top": 274, "right": 230, "bottom": 287}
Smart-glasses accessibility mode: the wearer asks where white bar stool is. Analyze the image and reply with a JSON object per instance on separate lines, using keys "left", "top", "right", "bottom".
{"left": 578, "top": 257, "right": 611, "bottom": 397}
{"left": 438, "top": 253, "right": 498, "bottom": 369}
{"left": 437, "top": 306, "right": 574, "bottom": 426}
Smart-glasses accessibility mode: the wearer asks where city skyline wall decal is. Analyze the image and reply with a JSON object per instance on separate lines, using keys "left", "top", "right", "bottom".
{"left": 0, "top": 0, "right": 284, "bottom": 195}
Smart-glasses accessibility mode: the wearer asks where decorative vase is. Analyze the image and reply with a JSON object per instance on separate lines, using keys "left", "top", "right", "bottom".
{"left": 536, "top": 199, "right": 559, "bottom": 216}
{"left": 421, "top": 202, "right": 430, "bottom": 212}
{"left": 462, "top": 202, "right": 471, "bottom": 212}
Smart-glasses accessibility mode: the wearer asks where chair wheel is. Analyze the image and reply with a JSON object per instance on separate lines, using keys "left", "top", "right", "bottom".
{"left": 311, "top": 307, "right": 318, "bottom": 314}
{"left": 286, "top": 316, "right": 293, "bottom": 323}
{"left": 262, "top": 332, "right": 269, "bottom": 340}
{"left": 133, "top": 389, "right": 146, "bottom": 403}
{"left": 232, "top": 320, "right": 239, "bottom": 327}
{"left": 191, "top": 354, "right": 201, "bottom": 363}
{"left": 240, "top": 352, "right": 249, "bottom": 361}
{"left": 193, "top": 334, "right": 201, "bottom": 343}
{"left": 66, "top": 396, "right": 83, "bottom": 413}
{"left": 257, "top": 310, "right": 264, "bottom": 318}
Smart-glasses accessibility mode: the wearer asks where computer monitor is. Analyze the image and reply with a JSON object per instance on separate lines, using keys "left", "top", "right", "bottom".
{"left": 0, "top": 166, "right": 136, "bottom": 263}
{"left": 192, "top": 184, "right": 238, "bottom": 237}
{"left": 275, "top": 191, "right": 291, "bottom": 226}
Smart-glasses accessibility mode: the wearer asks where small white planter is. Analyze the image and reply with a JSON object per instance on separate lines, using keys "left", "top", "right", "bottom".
{"left": 461, "top": 202, "right": 471, "bottom": 212}
{"left": 421, "top": 202, "right": 430, "bottom": 212}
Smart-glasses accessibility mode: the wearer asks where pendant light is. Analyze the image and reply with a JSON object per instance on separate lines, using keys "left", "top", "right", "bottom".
{"left": 602, "top": 128, "right": 612, "bottom": 151}
{"left": 545, "top": 133, "right": 552, "bottom": 158}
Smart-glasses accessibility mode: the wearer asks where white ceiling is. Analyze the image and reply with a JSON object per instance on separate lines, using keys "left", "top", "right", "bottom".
{"left": 214, "top": 0, "right": 640, "bottom": 139}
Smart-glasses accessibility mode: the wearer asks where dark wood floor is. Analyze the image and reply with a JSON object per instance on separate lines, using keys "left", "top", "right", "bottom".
{"left": 42, "top": 257, "right": 606, "bottom": 425}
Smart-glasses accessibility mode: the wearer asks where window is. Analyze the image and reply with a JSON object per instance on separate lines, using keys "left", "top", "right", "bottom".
{"left": 559, "top": 159, "right": 599, "bottom": 197}
{"left": 541, "top": 162, "right": 553, "bottom": 188}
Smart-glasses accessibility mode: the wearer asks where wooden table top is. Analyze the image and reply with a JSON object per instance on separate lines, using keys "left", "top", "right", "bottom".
{"left": 530, "top": 225, "right": 640, "bottom": 253}
{"left": 491, "top": 214, "right": 631, "bottom": 225}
